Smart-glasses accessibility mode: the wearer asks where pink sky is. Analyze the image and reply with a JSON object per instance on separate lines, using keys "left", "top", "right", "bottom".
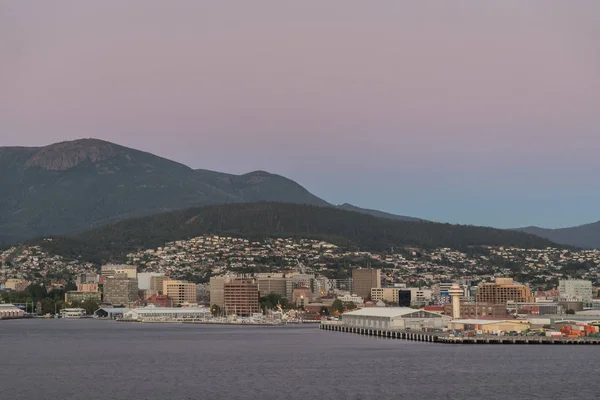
{"left": 1, "top": 1, "right": 599, "bottom": 227}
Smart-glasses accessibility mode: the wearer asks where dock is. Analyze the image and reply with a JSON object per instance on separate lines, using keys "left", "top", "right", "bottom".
{"left": 320, "top": 320, "right": 600, "bottom": 345}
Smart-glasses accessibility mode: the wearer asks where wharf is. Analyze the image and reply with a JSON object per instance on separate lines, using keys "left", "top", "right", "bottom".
{"left": 320, "top": 321, "right": 600, "bottom": 345}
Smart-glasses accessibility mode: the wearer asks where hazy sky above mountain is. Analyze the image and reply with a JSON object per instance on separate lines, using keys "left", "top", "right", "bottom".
{"left": 2, "top": 1, "right": 599, "bottom": 229}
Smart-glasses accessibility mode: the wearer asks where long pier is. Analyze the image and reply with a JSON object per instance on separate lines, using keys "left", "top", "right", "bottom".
{"left": 320, "top": 321, "right": 600, "bottom": 345}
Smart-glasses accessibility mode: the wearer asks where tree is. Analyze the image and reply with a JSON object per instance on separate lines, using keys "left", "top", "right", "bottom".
{"left": 331, "top": 299, "right": 344, "bottom": 315}
{"left": 319, "top": 306, "right": 329, "bottom": 316}
{"left": 343, "top": 301, "right": 357, "bottom": 311}
{"left": 211, "top": 304, "right": 221, "bottom": 316}
{"left": 41, "top": 297, "right": 56, "bottom": 314}
{"left": 81, "top": 299, "right": 99, "bottom": 315}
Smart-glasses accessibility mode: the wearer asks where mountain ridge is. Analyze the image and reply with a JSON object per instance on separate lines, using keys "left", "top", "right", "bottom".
{"left": 32, "top": 202, "right": 561, "bottom": 264}
{"left": 0, "top": 138, "right": 329, "bottom": 243}
{"left": 515, "top": 221, "right": 600, "bottom": 249}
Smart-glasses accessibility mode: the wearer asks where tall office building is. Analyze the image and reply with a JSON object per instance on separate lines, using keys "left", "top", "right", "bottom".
{"left": 476, "top": 278, "right": 534, "bottom": 305}
{"left": 210, "top": 275, "right": 234, "bottom": 307}
{"left": 559, "top": 279, "right": 593, "bottom": 304}
{"left": 103, "top": 273, "right": 138, "bottom": 305}
{"left": 162, "top": 280, "right": 197, "bottom": 305}
{"left": 150, "top": 275, "right": 169, "bottom": 294}
{"left": 224, "top": 280, "right": 260, "bottom": 316}
{"left": 352, "top": 268, "right": 381, "bottom": 300}
{"left": 257, "top": 276, "right": 287, "bottom": 298}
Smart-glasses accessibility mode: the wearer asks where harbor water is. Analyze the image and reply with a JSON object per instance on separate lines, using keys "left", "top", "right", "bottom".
{"left": 0, "top": 319, "right": 597, "bottom": 400}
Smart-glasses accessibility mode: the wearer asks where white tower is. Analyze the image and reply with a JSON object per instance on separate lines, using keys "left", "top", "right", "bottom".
{"left": 449, "top": 284, "right": 463, "bottom": 319}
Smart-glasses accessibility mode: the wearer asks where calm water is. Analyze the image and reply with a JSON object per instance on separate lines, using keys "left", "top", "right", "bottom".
{"left": 0, "top": 319, "right": 597, "bottom": 400}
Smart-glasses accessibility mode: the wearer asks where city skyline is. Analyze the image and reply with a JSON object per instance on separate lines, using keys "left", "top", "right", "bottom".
{"left": 2, "top": 1, "right": 599, "bottom": 228}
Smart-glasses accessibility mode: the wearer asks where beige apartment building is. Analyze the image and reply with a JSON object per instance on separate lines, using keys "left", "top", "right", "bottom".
{"left": 210, "top": 275, "right": 234, "bottom": 307}
{"left": 352, "top": 268, "right": 380, "bottom": 300}
{"left": 476, "top": 278, "right": 534, "bottom": 305}
{"left": 163, "top": 280, "right": 197, "bottom": 305}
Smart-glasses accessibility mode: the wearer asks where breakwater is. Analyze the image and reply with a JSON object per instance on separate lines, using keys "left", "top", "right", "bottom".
{"left": 320, "top": 321, "right": 600, "bottom": 345}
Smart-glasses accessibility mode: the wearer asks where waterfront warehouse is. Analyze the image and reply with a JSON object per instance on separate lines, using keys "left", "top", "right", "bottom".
{"left": 342, "top": 307, "right": 446, "bottom": 331}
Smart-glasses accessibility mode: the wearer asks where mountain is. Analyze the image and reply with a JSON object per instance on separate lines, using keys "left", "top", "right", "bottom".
{"left": 34, "top": 202, "right": 560, "bottom": 264}
{"left": 337, "top": 203, "right": 424, "bottom": 222}
{"left": 516, "top": 222, "right": 600, "bottom": 249}
{"left": 0, "top": 139, "right": 329, "bottom": 244}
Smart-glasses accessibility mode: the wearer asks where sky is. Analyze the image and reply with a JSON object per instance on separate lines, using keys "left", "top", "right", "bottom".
{"left": 1, "top": 1, "right": 599, "bottom": 229}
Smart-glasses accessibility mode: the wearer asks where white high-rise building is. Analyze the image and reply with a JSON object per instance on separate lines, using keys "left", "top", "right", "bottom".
{"left": 559, "top": 279, "right": 593, "bottom": 304}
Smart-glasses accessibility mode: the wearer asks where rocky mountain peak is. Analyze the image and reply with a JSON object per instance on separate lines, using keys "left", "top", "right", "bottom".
{"left": 24, "top": 139, "right": 118, "bottom": 171}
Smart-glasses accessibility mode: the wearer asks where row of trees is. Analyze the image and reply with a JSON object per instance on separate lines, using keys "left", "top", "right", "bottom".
{"left": 1, "top": 282, "right": 98, "bottom": 315}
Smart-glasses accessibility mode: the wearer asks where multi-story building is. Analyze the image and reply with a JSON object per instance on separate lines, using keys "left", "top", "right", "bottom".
{"left": 443, "top": 302, "right": 507, "bottom": 318}
{"left": 137, "top": 272, "right": 165, "bottom": 291}
{"left": 101, "top": 265, "right": 137, "bottom": 281}
{"left": 75, "top": 273, "right": 99, "bottom": 285}
{"left": 257, "top": 276, "right": 287, "bottom": 298}
{"left": 476, "top": 278, "right": 534, "bottom": 305}
{"left": 352, "top": 269, "right": 380, "bottom": 300}
{"left": 285, "top": 274, "right": 316, "bottom": 300}
{"left": 558, "top": 279, "right": 593, "bottom": 305}
{"left": 150, "top": 275, "right": 169, "bottom": 294}
{"left": 371, "top": 287, "right": 412, "bottom": 306}
{"left": 77, "top": 283, "right": 98, "bottom": 293}
{"left": 293, "top": 287, "right": 312, "bottom": 308}
{"left": 65, "top": 291, "right": 101, "bottom": 305}
{"left": 103, "top": 273, "right": 139, "bottom": 305}
{"left": 224, "top": 280, "right": 259, "bottom": 316}
{"left": 328, "top": 278, "right": 353, "bottom": 293}
{"left": 162, "top": 280, "right": 197, "bottom": 305}
{"left": 209, "top": 275, "right": 235, "bottom": 307}
{"left": 146, "top": 294, "right": 174, "bottom": 307}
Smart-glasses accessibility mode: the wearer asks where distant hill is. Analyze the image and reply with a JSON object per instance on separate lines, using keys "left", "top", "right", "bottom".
{"left": 337, "top": 203, "right": 424, "bottom": 222}
{"left": 34, "top": 202, "right": 560, "bottom": 264}
{"left": 0, "top": 139, "right": 329, "bottom": 244}
{"left": 516, "top": 222, "right": 600, "bottom": 249}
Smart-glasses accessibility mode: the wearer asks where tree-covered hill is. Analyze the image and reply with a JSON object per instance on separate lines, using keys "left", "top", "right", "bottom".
{"left": 32, "top": 202, "right": 561, "bottom": 264}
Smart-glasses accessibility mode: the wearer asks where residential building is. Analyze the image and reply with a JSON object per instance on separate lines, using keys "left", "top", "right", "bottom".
{"left": 103, "top": 273, "right": 139, "bottom": 305}
{"left": 476, "top": 278, "right": 534, "bottom": 305}
{"left": 224, "top": 279, "right": 260, "bottom": 316}
{"left": 352, "top": 268, "right": 380, "bottom": 300}
{"left": 162, "top": 280, "right": 197, "bottom": 305}
{"left": 558, "top": 279, "right": 593, "bottom": 305}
